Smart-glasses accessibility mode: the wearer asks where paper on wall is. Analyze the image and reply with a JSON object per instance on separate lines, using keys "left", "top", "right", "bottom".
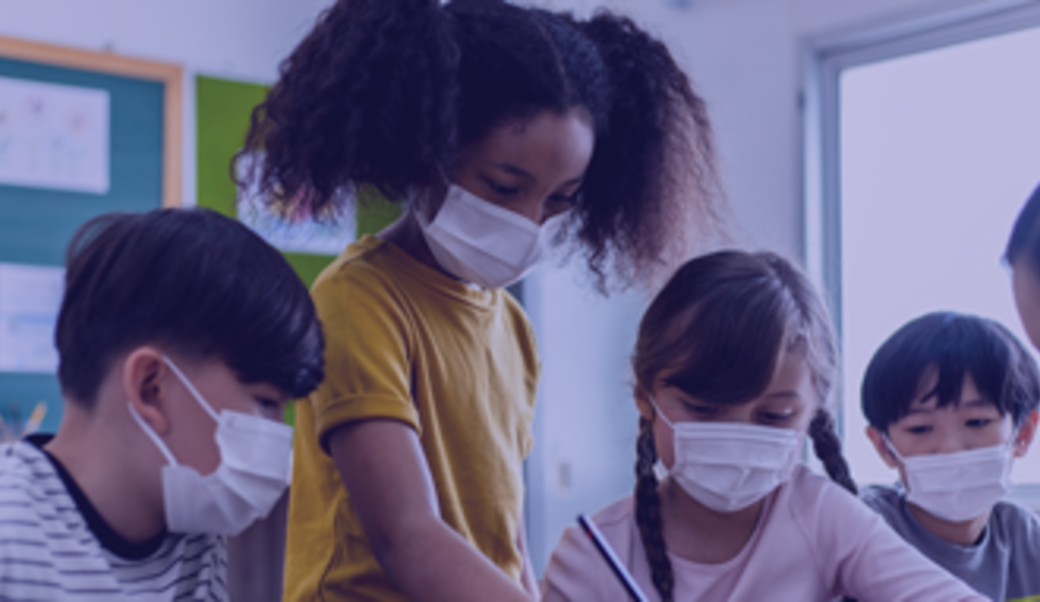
{"left": 236, "top": 152, "right": 355, "bottom": 256}
{"left": 0, "top": 76, "right": 110, "bottom": 194}
{"left": 0, "top": 263, "right": 64, "bottom": 374}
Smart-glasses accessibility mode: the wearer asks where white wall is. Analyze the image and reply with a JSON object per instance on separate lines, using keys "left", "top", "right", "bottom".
{"left": 524, "top": 0, "right": 1001, "bottom": 573}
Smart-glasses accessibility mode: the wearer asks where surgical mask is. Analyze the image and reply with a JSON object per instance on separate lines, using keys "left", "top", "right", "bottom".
{"left": 652, "top": 398, "right": 802, "bottom": 513}
{"left": 128, "top": 357, "right": 293, "bottom": 536}
{"left": 416, "top": 183, "right": 564, "bottom": 289}
{"left": 887, "top": 439, "right": 1014, "bottom": 523}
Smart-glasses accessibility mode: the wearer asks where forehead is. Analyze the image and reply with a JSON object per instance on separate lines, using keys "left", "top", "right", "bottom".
{"left": 766, "top": 349, "right": 814, "bottom": 399}
{"left": 462, "top": 110, "right": 594, "bottom": 179}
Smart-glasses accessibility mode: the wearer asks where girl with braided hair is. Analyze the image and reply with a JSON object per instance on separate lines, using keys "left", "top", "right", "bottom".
{"left": 241, "top": 0, "right": 725, "bottom": 600}
{"left": 542, "top": 251, "right": 987, "bottom": 601}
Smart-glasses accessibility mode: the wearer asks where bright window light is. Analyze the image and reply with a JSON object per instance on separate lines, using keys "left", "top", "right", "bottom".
{"left": 839, "top": 24, "right": 1040, "bottom": 485}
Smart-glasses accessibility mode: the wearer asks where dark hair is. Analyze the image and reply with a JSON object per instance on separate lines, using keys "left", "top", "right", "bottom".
{"left": 55, "top": 208, "right": 325, "bottom": 406}
{"left": 239, "top": 0, "right": 724, "bottom": 289}
{"left": 1005, "top": 181, "right": 1040, "bottom": 270}
{"left": 861, "top": 312, "right": 1040, "bottom": 433}
{"left": 631, "top": 250, "right": 853, "bottom": 602}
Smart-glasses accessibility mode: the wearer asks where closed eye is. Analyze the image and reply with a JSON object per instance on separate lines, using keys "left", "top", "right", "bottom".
{"left": 256, "top": 396, "right": 281, "bottom": 413}
{"left": 905, "top": 424, "right": 932, "bottom": 435}
{"left": 483, "top": 178, "right": 519, "bottom": 196}
{"left": 965, "top": 418, "right": 994, "bottom": 428}
{"left": 683, "top": 403, "right": 719, "bottom": 417}
{"left": 761, "top": 411, "right": 794, "bottom": 423}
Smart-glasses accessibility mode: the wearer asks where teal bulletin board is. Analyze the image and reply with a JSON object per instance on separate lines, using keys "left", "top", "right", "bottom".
{"left": 0, "top": 36, "right": 182, "bottom": 435}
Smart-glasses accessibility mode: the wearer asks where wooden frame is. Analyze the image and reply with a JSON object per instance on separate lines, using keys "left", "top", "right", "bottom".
{"left": 0, "top": 36, "right": 183, "bottom": 207}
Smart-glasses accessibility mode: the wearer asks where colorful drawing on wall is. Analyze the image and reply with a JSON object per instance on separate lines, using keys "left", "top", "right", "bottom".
{"left": 0, "top": 263, "right": 64, "bottom": 374}
{"left": 235, "top": 152, "right": 355, "bottom": 256}
{"left": 0, "top": 76, "right": 110, "bottom": 194}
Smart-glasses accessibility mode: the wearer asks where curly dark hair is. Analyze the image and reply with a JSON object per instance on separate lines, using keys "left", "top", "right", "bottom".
{"left": 238, "top": 0, "right": 725, "bottom": 289}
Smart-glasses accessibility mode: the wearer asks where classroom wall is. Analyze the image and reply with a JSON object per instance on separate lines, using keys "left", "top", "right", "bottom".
{"left": 0, "top": 0, "right": 330, "bottom": 209}
{"left": 523, "top": 0, "right": 1001, "bottom": 573}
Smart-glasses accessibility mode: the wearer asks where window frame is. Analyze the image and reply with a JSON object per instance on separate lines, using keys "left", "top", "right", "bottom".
{"left": 802, "top": 0, "right": 1040, "bottom": 506}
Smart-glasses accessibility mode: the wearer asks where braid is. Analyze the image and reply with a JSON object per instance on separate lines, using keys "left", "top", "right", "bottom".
{"left": 808, "top": 409, "right": 858, "bottom": 495}
{"left": 634, "top": 417, "right": 674, "bottom": 602}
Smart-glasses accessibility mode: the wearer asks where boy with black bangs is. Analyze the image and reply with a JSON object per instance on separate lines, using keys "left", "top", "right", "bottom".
{"left": 861, "top": 311, "right": 1040, "bottom": 601}
{"left": 0, "top": 208, "right": 324, "bottom": 600}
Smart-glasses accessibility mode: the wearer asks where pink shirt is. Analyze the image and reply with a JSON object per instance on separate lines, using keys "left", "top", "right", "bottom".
{"left": 542, "top": 466, "right": 988, "bottom": 601}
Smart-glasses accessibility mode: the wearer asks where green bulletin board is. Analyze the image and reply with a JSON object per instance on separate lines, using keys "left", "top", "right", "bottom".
{"left": 196, "top": 75, "right": 401, "bottom": 287}
{"left": 0, "top": 37, "right": 181, "bottom": 435}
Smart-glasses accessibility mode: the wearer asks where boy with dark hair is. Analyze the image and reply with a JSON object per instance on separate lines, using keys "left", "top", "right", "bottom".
{"left": 0, "top": 208, "right": 324, "bottom": 600}
{"left": 861, "top": 311, "right": 1040, "bottom": 601}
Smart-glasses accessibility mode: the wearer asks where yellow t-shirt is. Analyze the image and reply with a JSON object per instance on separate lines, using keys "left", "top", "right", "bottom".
{"left": 283, "top": 235, "right": 539, "bottom": 601}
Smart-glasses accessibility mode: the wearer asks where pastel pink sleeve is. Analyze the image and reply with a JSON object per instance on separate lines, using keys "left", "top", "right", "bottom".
{"left": 807, "top": 483, "right": 989, "bottom": 601}
{"left": 541, "top": 525, "right": 625, "bottom": 602}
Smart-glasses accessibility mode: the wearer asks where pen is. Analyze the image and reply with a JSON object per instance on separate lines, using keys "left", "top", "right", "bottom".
{"left": 577, "top": 514, "right": 650, "bottom": 602}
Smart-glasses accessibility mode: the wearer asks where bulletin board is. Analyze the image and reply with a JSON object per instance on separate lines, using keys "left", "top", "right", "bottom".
{"left": 0, "top": 36, "right": 182, "bottom": 434}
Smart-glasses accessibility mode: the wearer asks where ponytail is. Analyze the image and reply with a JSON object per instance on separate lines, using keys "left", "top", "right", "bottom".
{"left": 808, "top": 408, "right": 857, "bottom": 495}
{"left": 239, "top": 0, "right": 458, "bottom": 215}
{"left": 634, "top": 417, "right": 674, "bottom": 602}
{"left": 575, "top": 12, "right": 725, "bottom": 289}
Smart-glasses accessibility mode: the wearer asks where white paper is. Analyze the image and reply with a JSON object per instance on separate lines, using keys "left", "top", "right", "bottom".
{"left": 0, "top": 76, "right": 110, "bottom": 194}
{"left": 0, "top": 263, "right": 64, "bottom": 373}
{"left": 236, "top": 153, "right": 355, "bottom": 256}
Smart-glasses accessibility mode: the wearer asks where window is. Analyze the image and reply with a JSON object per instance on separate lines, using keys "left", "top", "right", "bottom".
{"left": 806, "top": 4, "right": 1040, "bottom": 491}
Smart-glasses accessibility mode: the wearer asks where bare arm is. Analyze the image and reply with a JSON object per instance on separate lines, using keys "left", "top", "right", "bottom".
{"left": 328, "top": 419, "right": 533, "bottom": 602}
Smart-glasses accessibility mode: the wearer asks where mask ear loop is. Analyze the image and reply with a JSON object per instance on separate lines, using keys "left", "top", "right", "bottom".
{"left": 162, "top": 357, "right": 220, "bottom": 423}
{"left": 883, "top": 434, "right": 908, "bottom": 465}
{"left": 648, "top": 395, "right": 676, "bottom": 430}
{"left": 128, "top": 404, "right": 178, "bottom": 467}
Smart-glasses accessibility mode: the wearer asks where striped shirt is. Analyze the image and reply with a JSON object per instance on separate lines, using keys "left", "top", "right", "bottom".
{"left": 0, "top": 435, "right": 227, "bottom": 601}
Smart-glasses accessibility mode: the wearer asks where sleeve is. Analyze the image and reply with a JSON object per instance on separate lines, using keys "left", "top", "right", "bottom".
{"left": 541, "top": 525, "right": 627, "bottom": 602}
{"left": 808, "top": 481, "right": 989, "bottom": 602}
{"left": 504, "top": 293, "right": 540, "bottom": 459}
{"left": 309, "top": 263, "right": 420, "bottom": 453}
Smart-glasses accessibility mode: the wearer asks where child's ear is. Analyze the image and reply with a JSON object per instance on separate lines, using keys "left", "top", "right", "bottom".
{"left": 1013, "top": 409, "right": 1039, "bottom": 458}
{"left": 634, "top": 387, "right": 655, "bottom": 421}
{"left": 123, "top": 347, "right": 172, "bottom": 435}
{"left": 866, "top": 425, "right": 899, "bottom": 468}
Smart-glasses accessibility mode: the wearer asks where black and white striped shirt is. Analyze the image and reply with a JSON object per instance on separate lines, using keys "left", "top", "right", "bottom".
{"left": 0, "top": 436, "right": 227, "bottom": 601}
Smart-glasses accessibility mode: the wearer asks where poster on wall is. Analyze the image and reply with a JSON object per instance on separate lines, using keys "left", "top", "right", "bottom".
{"left": 0, "top": 76, "right": 110, "bottom": 194}
{"left": 0, "top": 263, "right": 64, "bottom": 374}
{"left": 236, "top": 152, "right": 355, "bottom": 256}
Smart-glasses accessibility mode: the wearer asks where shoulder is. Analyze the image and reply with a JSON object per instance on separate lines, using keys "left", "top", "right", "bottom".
{"left": 0, "top": 444, "right": 97, "bottom": 594}
{"left": 859, "top": 483, "right": 904, "bottom": 516}
{"left": 311, "top": 236, "right": 402, "bottom": 303}
{"left": 0, "top": 442, "right": 66, "bottom": 515}
{"left": 782, "top": 465, "right": 863, "bottom": 510}
{"left": 781, "top": 466, "right": 884, "bottom": 542}
{"left": 989, "top": 498, "right": 1040, "bottom": 546}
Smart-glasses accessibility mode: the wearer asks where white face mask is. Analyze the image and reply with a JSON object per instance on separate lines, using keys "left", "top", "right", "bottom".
{"left": 128, "top": 357, "right": 294, "bottom": 536}
{"left": 416, "top": 183, "right": 565, "bottom": 289}
{"left": 652, "top": 398, "right": 802, "bottom": 513}
{"left": 887, "top": 439, "right": 1014, "bottom": 523}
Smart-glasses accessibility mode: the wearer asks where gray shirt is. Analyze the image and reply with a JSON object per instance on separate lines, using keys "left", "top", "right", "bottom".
{"left": 862, "top": 484, "right": 1040, "bottom": 602}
